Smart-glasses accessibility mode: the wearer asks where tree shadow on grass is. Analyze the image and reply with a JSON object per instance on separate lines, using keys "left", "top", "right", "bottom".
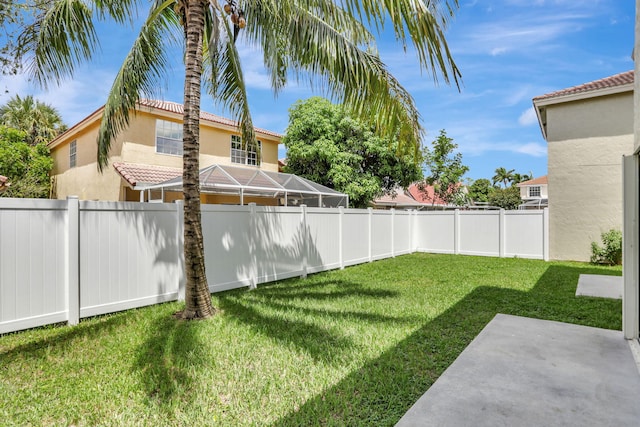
{"left": 0, "top": 308, "right": 142, "bottom": 361}
{"left": 217, "top": 279, "right": 409, "bottom": 365}
{"left": 270, "top": 265, "right": 622, "bottom": 426}
{"left": 132, "top": 312, "right": 210, "bottom": 421}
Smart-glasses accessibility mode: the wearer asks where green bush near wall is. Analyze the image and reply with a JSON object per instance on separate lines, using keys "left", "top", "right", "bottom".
{"left": 590, "top": 229, "right": 622, "bottom": 266}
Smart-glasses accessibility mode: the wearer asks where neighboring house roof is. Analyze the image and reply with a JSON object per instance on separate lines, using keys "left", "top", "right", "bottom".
{"left": 113, "top": 162, "right": 181, "bottom": 188}
{"left": 517, "top": 175, "right": 548, "bottom": 187}
{"left": 372, "top": 191, "right": 426, "bottom": 209}
{"left": 48, "top": 99, "right": 282, "bottom": 148}
{"left": 407, "top": 183, "right": 452, "bottom": 206}
{"left": 137, "top": 99, "right": 282, "bottom": 138}
{"left": 533, "top": 71, "right": 633, "bottom": 102}
{"left": 533, "top": 71, "right": 633, "bottom": 141}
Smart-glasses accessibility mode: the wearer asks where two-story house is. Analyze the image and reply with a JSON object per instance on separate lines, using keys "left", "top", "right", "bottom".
{"left": 48, "top": 99, "right": 282, "bottom": 204}
{"left": 516, "top": 176, "right": 548, "bottom": 210}
{"left": 533, "top": 70, "right": 634, "bottom": 261}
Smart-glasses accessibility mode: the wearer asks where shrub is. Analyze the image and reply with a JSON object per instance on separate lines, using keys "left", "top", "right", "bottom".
{"left": 590, "top": 229, "right": 622, "bottom": 266}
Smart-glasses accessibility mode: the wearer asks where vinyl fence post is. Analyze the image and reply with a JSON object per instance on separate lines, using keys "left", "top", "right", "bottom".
{"left": 543, "top": 207, "right": 550, "bottom": 261}
{"left": 411, "top": 209, "right": 420, "bottom": 253}
{"left": 454, "top": 209, "right": 460, "bottom": 255}
{"left": 301, "top": 204, "right": 308, "bottom": 278}
{"left": 410, "top": 209, "right": 415, "bottom": 253}
{"left": 66, "top": 196, "right": 80, "bottom": 326}
{"left": 499, "top": 209, "right": 506, "bottom": 258}
{"left": 176, "top": 200, "right": 186, "bottom": 301}
{"left": 368, "top": 207, "right": 373, "bottom": 262}
{"left": 338, "top": 206, "right": 344, "bottom": 269}
{"left": 249, "top": 203, "right": 258, "bottom": 287}
{"left": 391, "top": 208, "right": 395, "bottom": 258}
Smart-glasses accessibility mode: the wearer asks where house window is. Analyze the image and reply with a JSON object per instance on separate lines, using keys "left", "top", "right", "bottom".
{"left": 529, "top": 186, "right": 541, "bottom": 198}
{"left": 230, "top": 135, "right": 261, "bottom": 166}
{"left": 156, "top": 119, "right": 183, "bottom": 156}
{"left": 69, "top": 140, "right": 77, "bottom": 168}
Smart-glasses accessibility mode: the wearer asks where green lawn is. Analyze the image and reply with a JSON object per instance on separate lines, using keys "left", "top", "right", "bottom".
{"left": 0, "top": 254, "right": 622, "bottom": 426}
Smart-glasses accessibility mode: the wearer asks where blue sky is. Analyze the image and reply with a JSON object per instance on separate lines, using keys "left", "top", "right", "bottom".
{"left": 0, "top": 0, "right": 635, "bottom": 181}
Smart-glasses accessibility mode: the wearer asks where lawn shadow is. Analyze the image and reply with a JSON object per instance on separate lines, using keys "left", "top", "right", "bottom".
{"left": 270, "top": 264, "right": 622, "bottom": 426}
{"left": 132, "top": 312, "right": 210, "bottom": 420}
{"left": 0, "top": 309, "right": 141, "bottom": 361}
{"left": 217, "top": 279, "right": 408, "bottom": 364}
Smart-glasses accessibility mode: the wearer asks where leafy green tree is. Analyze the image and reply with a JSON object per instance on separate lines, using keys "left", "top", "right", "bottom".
{"left": 0, "top": 95, "right": 66, "bottom": 144}
{"left": 0, "top": 125, "right": 53, "bottom": 198}
{"left": 488, "top": 185, "right": 521, "bottom": 210}
{"left": 283, "top": 97, "right": 422, "bottom": 208}
{"left": 19, "top": 0, "right": 460, "bottom": 319}
{"left": 492, "top": 167, "right": 515, "bottom": 188}
{"left": 420, "top": 129, "right": 468, "bottom": 206}
{"left": 467, "top": 178, "right": 493, "bottom": 204}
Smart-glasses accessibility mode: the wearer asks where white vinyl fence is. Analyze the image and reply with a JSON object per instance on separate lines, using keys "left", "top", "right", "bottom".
{"left": 0, "top": 197, "right": 548, "bottom": 334}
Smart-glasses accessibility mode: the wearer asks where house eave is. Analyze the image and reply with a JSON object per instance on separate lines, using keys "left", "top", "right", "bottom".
{"left": 48, "top": 105, "right": 105, "bottom": 149}
{"left": 532, "top": 83, "right": 633, "bottom": 142}
{"left": 533, "top": 83, "right": 633, "bottom": 107}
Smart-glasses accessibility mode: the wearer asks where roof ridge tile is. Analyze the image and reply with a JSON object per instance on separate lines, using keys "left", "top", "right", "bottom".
{"left": 533, "top": 70, "right": 633, "bottom": 101}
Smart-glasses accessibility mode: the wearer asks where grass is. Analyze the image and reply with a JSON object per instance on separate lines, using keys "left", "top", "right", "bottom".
{"left": 0, "top": 254, "right": 622, "bottom": 426}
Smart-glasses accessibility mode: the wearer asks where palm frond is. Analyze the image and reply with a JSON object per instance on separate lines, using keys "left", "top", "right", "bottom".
{"left": 204, "top": 4, "right": 256, "bottom": 155}
{"left": 93, "top": 0, "right": 139, "bottom": 23}
{"left": 21, "top": 0, "right": 99, "bottom": 88}
{"left": 243, "top": 0, "right": 377, "bottom": 95}
{"left": 96, "top": 0, "right": 180, "bottom": 171}
{"left": 341, "top": 0, "right": 461, "bottom": 87}
{"left": 266, "top": 5, "right": 423, "bottom": 154}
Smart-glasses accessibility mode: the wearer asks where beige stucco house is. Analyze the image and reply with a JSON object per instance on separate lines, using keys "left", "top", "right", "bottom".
{"left": 516, "top": 175, "right": 548, "bottom": 210}
{"left": 533, "top": 70, "right": 634, "bottom": 261}
{"left": 47, "top": 99, "right": 282, "bottom": 204}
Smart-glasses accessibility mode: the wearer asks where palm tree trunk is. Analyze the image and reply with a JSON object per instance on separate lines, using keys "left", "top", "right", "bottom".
{"left": 180, "top": 0, "right": 215, "bottom": 319}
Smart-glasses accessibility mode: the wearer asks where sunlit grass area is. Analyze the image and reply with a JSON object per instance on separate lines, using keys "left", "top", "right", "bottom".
{"left": 0, "top": 254, "right": 621, "bottom": 426}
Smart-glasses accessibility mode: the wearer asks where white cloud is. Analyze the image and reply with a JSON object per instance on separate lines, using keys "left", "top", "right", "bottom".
{"left": 504, "top": 86, "right": 532, "bottom": 106}
{"left": 515, "top": 142, "right": 546, "bottom": 157}
{"left": 518, "top": 107, "right": 538, "bottom": 126}
{"left": 491, "top": 47, "right": 509, "bottom": 56}
{"left": 235, "top": 45, "right": 272, "bottom": 90}
{"left": 452, "top": 12, "right": 593, "bottom": 57}
{"left": 0, "top": 67, "right": 116, "bottom": 125}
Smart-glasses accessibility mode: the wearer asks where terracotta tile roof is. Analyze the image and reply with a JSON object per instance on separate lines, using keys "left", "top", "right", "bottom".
{"left": 137, "top": 99, "right": 282, "bottom": 138}
{"left": 372, "top": 191, "right": 426, "bottom": 207}
{"left": 408, "top": 183, "right": 451, "bottom": 206}
{"left": 517, "top": 175, "right": 547, "bottom": 186}
{"left": 113, "top": 162, "right": 181, "bottom": 187}
{"left": 533, "top": 71, "right": 633, "bottom": 101}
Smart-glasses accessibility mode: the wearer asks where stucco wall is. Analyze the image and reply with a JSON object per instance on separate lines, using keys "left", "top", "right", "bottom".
{"left": 117, "top": 111, "right": 280, "bottom": 171}
{"left": 545, "top": 92, "right": 633, "bottom": 261}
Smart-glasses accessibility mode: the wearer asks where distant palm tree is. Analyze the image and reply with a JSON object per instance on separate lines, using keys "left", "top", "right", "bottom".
{"left": 0, "top": 94, "right": 66, "bottom": 144}
{"left": 20, "top": 0, "right": 461, "bottom": 319}
{"left": 492, "top": 167, "right": 515, "bottom": 188}
{"left": 512, "top": 172, "right": 533, "bottom": 184}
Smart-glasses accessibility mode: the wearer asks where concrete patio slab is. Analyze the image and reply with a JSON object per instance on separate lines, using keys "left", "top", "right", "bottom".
{"left": 576, "top": 274, "right": 623, "bottom": 299}
{"left": 396, "top": 314, "right": 640, "bottom": 427}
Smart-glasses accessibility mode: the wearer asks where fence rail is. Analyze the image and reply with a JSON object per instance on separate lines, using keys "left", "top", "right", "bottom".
{"left": 0, "top": 197, "right": 548, "bottom": 334}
